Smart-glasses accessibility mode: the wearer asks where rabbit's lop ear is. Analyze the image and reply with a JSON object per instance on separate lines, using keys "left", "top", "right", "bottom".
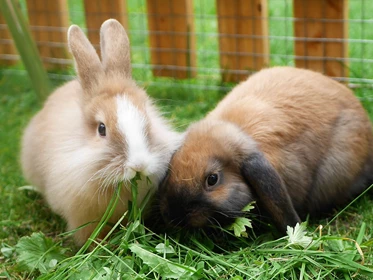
{"left": 68, "top": 25, "right": 104, "bottom": 93}
{"left": 241, "top": 152, "right": 301, "bottom": 232}
{"left": 100, "top": 19, "right": 131, "bottom": 78}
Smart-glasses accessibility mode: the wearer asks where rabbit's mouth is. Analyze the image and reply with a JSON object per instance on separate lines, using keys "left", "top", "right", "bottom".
{"left": 122, "top": 160, "right": 155, "bottom": 181}
{"left": 90, "top": 151, "right": 163, "bottom": 190}
{"left": 122, "top": 167, "right": 136, "bottom": 181}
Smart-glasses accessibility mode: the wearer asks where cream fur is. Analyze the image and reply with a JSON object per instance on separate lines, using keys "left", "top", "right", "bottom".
{"left": 21, "top": 20, "right": 182, "bottom": 245}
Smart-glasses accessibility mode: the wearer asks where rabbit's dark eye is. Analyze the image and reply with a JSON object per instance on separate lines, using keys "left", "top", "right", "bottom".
{"left": 98, "top": 123, "right": 106, "bottom": 136}
{"left": 206, "top": 173, "right": 219, "bottom": 187}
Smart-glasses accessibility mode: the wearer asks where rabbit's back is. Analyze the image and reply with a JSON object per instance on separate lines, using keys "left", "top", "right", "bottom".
{"left": 209, "top": 67, "right": 371, "bottom": 157}
{"left": 211, "top": 67, "right": 364, "bottom": 132}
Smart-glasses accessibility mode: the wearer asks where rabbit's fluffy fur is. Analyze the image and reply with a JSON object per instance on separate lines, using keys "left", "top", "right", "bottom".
{"left": 21, "top": 19, "right": 181, "bottom": 245}
{"left": 159, "top": 66, "right": 373, "bottom": 232}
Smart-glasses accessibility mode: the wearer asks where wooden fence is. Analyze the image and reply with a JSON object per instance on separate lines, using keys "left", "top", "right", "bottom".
{"left": 0, "top": 0, "right": 348, "bottom": 82}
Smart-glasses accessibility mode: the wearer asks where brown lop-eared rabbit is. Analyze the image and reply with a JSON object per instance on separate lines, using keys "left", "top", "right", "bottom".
{"left": 159, "top": 67, "right": 373, "bottom": 233}
{"left": 21, "top": 19, "right": 182, "bottom": 245}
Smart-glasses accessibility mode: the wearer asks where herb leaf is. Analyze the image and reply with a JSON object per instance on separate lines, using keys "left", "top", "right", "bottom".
{"left": 15, "top": 232, "right": 66, "bottom": 274}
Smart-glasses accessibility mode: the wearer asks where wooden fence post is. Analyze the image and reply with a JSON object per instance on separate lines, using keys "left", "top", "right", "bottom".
{"left": 216, "top": 0, "right": 269, "bottom": 83}
{"left": 293, "top": 0, "right": 348, "bottom": 78}
{"left": 83, "top": 0, "right": 128, "bottom": 55}
{"left": 146, "top": 0, "right": 196, "bottom": 79}
{"left": 0, "top": 14, "right": 17, "bottom": 65}
{"left": 26, "top": 0, "right": 70, "bottom": 70}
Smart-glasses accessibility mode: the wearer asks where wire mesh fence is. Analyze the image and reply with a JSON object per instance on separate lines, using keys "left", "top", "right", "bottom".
{"left": 1, "top": 0, "right": 373, "bottom": 100}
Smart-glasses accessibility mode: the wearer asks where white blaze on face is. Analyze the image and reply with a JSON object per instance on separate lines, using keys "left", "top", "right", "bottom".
{"left": 116, "top": 95, "right": 152, "bottom": 179}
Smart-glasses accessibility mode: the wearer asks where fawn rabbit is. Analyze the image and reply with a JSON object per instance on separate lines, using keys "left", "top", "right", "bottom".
{"left": 159, "top": 67, "right": 373, "bottom": 232}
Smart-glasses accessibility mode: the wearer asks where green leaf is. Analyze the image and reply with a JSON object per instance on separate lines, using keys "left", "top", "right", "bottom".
{"left": 1, "top": 246, "right": 14, "bottom": 258}
{"left": 242, "top": 202, "right": 255, "bottom": 212}
{"left": 325, "top": 239, "right": 346, "bottom": 252}
{"left": 227, "top": 202, "right": 254, "bottom": 237}
{"left": 129, "top": 244, "right": 199, "bottom": 279}
{"left": 231, "top": 276, "right": 244, "bottom": 280}
{"left": 229, "top": 217, "right": 252, "bottom": 237}
{"left": 48, "top": 259, "right": 58, "bottom": 268}
{"left": 286, "top": 223, "right": 313, "bottom": 248}
{"left": 155, "top": 243, "right": 176, "bottom": 255}
{"left": 15, "top": 232, "right": 66, "bottom": 274}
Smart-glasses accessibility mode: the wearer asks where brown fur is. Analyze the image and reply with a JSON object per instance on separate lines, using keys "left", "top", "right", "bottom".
{"left": 159, "top": 67, "right": 373, "bottom": 232}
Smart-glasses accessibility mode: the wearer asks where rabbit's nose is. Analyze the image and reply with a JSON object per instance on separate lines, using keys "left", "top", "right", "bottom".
{"left": 131, "top": 164, "right": 145, "bottom": 172}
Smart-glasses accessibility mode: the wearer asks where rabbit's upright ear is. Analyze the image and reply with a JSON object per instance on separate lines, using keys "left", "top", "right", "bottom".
{"left": 241, "top": 152, "right": 301, "bottom": 232}
{"left": 100, "top": 19, "right": 131, "bottom": 78}
{"left": 68, "top": 25, "right": 104, "bottom": 93}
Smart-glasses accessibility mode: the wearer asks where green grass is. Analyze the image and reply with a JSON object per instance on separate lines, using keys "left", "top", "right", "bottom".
{"left": 1, "top": 0, "right": 373, "bottom": 279}
{"left": 1, "top": 67, "right": 373, "bottom": 279}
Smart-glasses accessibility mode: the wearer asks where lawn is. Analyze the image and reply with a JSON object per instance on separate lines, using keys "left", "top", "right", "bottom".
{"left": 1, "top": 0, "right": 373, "bottom": 279}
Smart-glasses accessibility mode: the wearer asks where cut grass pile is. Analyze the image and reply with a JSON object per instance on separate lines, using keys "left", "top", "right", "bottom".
{"left": 7, "top": 207, "right": 373, "bottom": 279}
